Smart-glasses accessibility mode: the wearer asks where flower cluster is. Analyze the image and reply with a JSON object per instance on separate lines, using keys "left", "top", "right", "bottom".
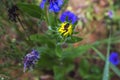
{"left": 40, "top": 0, "right": 78, "bottom": 37}
{"left": 58, "top": 11, "right": 78, "bottom": 37}
{"left": 40, "top": 0, "right": 64, "bottom": 12}
{"left": 23, "top": 50, "right": 40, "bottom": 72}
{"left": 109, "top": 52, "right": 119, "bottom": 66}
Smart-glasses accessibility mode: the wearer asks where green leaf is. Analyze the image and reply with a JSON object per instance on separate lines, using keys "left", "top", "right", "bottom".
{"left": 53, "top": 66, "right": 65, "bottom": 80}
{"left": 79, "top": 59, "right": 89, "bottom": 76}
{"left": 30, "top": 34, "right": 56, "bottom": 48}
{"left": 66, "top": 36, "right": 83, "bottom": 43}
{"left": 30, "top": 34, "right": 47, "bottom": 43}
{"left": 53, "top": 65, "right": 74, "bottom": 80}
{"left": 48, "top": 13, "right": 57, "bottom": 28}
{"left": 92, "top": 47, "right": 105, "bottom": 60}
{"left": 55, "top": 45, "right": 62, "bottom": 58}
{"left": 62, "top": 44, "right": 92, "bottom": 60}
{"left": 102, "top": 32, "right": 111, "bottom": 80}
{"left": 17, "top": 3, "right": 43, "bottom": 19}
{"left": 111, "top": 64, "right": 120, "bottom": 77}
{"left": 36, "top": 47, "right": 58, "bottom": 70}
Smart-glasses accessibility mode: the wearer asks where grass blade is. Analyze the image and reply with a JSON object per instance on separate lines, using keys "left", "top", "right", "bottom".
{"left": 102, "top": 34, "right": 111, "bottom": 80}
{"left": 92, "top": 47, "right": 120, "bottom": 77}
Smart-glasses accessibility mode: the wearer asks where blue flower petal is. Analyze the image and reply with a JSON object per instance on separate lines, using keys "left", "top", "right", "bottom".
{"left": 40, "top": 0, "right": 46, "bottom": 9}
{"left": 49, "top": 3, "right": 60, "bottom": 12}
{"left": 60, "top": 11, "right": 78, "bottom": 24}
{"left": 109, "top": 52, "right": 119, "bottom": 65}
{"left": 57, "top": 0, "right": 63, "bottom": 6}
{"left": 40, "top": 0, "right": 63, "bottom": 12}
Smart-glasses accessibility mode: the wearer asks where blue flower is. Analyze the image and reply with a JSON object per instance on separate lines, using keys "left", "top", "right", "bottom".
{"left": 49, "top": 2, "right": 60, "bottom": 12}
{"left": 109, "top": 52, "right": 119, "bottom": 65}
{"left": 60, "top": 11, "right": 78, "bottom": 24}
{"left": 40, "top": 0, "right": 63, "bottom": 12}
{"left": 23, "top": 49, "right": 40, "bottom": 72}
{"left": 107, "top": 10, "right": 113, "bottom": 18}
{"left": 40, "top": 0, "right": 46, "bottom": 9}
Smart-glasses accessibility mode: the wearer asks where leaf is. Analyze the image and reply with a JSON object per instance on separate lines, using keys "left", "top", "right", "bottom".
{"left": 66, "top": 36, "right": 83, "bottom": 43}
{"left": 36, "top": 47, "right": 58, "bottom": 70}
{"left": 48, "top": 13, "right": 57, "bottom": 27}
{"left": 92, "top": 47, "right": 105, "bottom": 60}
{"left": 111, "top": 64, "right": 120, "bottom": 77}
{"left": 53, "top": 66, "right": 65, "bottom": 80}
{"left": 102, "top": 55, "right": 110, "bottom": 80}
{"left": 79, "top": 59, "right": 90, "bottom": 76}
{"left": 62, "top": 44, "right": 92, "bottom": 60}
{"left": 55, "top": 45, "right": 62, "bottom": 58}
{"left": 102, "top": 33, "right": 111, "bottom": 80}
{"left": 17, "top": 3, "right": 43, "bottom": 19}
{"left": 53, "top": 65, "right": 74, "bottom": 80}
{"left": 30, "top": 34, "right": 56, "bottom": 48}
{"left": 30, "top": 34, "right": 47, "bottom": 43}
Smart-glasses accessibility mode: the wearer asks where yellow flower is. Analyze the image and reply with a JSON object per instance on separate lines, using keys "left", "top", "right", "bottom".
{"left": 58, "top": 22, "right": 73, "bottom": 37}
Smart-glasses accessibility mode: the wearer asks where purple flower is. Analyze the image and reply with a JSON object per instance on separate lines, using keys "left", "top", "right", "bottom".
{"left": 40, "top": 0, "right": 63, "bottom": 12}
{"left": 60, "top": 11, "right": 78, "bottom": 24}
{"left": 23, "top": 49, "right": 40, "bottom": 72}
{"left": 109, "top": 52, "right": 119, "bottom": 65}
{"left": 107, "top": 10, "right": 113, "bottom": 18}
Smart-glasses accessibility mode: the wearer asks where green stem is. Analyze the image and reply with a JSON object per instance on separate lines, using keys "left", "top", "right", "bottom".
{"left": 45, "top": 5, "right": 50, "bottom": 26}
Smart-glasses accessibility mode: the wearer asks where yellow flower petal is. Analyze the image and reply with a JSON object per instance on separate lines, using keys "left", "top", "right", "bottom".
{"left": 58, "top": 22, "right": 73, "bottom": 37}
